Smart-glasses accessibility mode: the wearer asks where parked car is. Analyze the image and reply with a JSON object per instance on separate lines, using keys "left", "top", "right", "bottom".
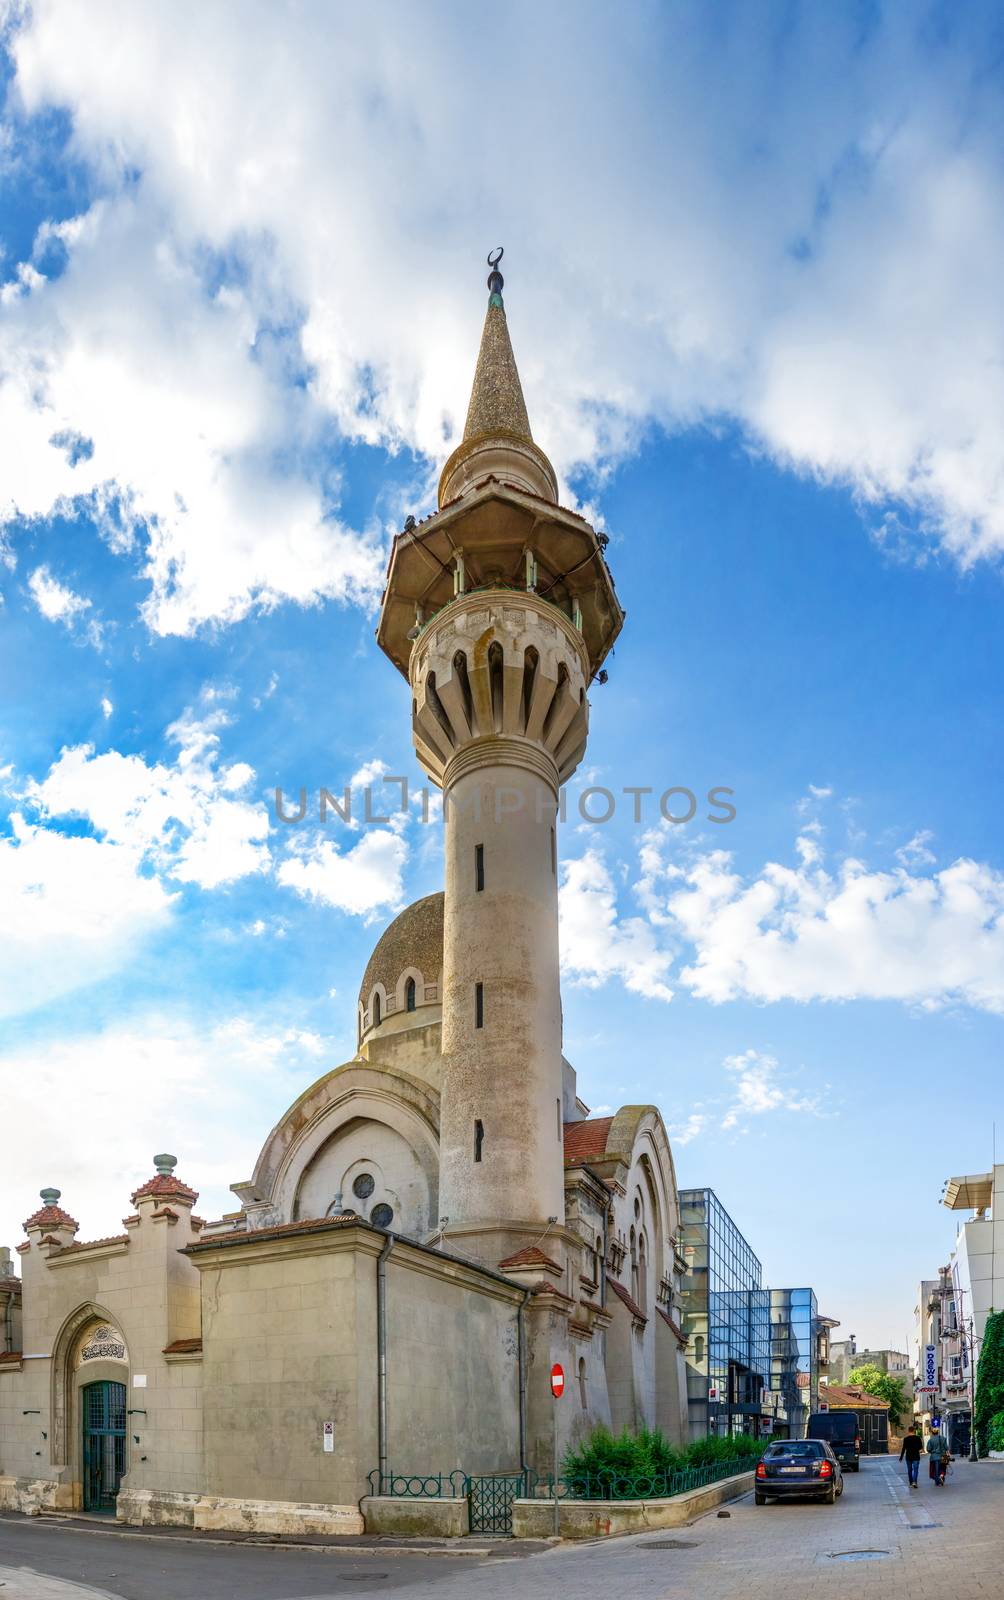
{"left": 806, "top": 1410, "right": 861, "bottom": 1471}
{"left": 755, "top": 1439, "right": 844, "bottom": 1505}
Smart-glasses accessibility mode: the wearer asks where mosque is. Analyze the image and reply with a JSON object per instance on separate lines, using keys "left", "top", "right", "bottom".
{"left": 0, "top": 255, "right": 691, "bottom": 1535}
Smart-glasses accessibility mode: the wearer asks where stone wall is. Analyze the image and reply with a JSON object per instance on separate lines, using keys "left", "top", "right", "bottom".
{"left": 190, "top": 1220, "right": 525, "bottom": 1524}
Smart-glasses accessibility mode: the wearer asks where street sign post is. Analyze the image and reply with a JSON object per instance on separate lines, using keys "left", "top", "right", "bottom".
{"left": 550, "top": 1364, "right": 564, "bottom": 1537}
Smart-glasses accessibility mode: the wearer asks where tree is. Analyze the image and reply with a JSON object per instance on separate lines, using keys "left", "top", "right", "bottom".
{"left": 973, "top": 1309, "right": 1004, "bottom": 1456}
{"left": 847, "top": 1362, "right": 909, "bottom": 1429}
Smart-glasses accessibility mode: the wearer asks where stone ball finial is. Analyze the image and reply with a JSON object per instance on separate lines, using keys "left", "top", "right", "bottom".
{"left": 153, "top": 1154, "right": 177, "bottom": 1176}
{"left": 40, "top": 1187, "right": 61, "bottom": 1205}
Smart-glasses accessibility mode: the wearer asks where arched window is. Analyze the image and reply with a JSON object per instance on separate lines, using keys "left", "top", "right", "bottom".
{"left": 694, "top": 1334, "right": 705, "bottom": 1365}
{"left": 578, "top": 1356, "right": 587, "bottom": 1409}
{"left": 638, "top": 1234, "right": 648, "bottom": 1309}
{"left": 405, "top": 977, "right": 416, "bottom": 1012}
{"left": 372, "top": 992, "right": 382, "bottom": 1027}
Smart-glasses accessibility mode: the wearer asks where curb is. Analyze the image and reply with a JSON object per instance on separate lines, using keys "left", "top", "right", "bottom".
{"left": 1, "top": 1513, "right": 556, "bottom": 1558}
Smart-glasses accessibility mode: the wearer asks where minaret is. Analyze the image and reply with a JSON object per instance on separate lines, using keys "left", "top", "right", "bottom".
{"left": 377, "top": 251, "right": 623, "bottom": 1265}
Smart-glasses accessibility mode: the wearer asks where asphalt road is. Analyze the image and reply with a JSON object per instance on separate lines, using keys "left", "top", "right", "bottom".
{"left": 3, "top": 1457, "right": 1004, "bottom": 1599}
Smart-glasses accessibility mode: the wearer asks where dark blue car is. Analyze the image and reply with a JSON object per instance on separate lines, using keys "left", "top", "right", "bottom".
{"left": 755, "top": 1439, "right": 844, "bottom": 1505}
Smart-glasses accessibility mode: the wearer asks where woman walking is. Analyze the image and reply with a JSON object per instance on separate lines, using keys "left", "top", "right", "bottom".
{"left": 927, "top": 1424, "right": 950, "bottom": 1486}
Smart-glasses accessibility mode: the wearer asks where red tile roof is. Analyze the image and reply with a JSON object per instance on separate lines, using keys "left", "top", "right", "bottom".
{"left": 163, "top": 1338, "right": 202, "bottom": 1355}
{"left": 45, "top": 1234, "right": 128, "bottom": 1255}
{"left": 131, "top": 1173, "right": 198, "bottom": 1205}
{"left": 825, "top": 1384, "right": 889, "bottom": 1411}
{"left": 24, "top": 1202, "right": 78, "bottom": 1232}
{"left": 0, "top": 1351, "right": 22, "bottom": 1365}
{"left": 563, "top": 1117, "right": 614, "bottom": 1164}
{"left": 657, "top": 1306, "right": 686, "bottom": 1345}
{"left": 532, "top": 1281, "right": 574, "bottom": 1303}
{"left": 497, "top": 1245, "right": 564, "bottom": 1275}
{"left": 608, "top": 1277, "right": 647, "bottom": 1323}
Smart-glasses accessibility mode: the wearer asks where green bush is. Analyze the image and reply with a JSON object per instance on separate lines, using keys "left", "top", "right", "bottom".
{"left": 562, "top": 1424, "right": 763, "bottom": 1493}
{"left": 974, "top": 1309, "right": 1004, "bottom": 1456}
{"left": 986, "top": 1411, "right": 1004, "bottom": 1453}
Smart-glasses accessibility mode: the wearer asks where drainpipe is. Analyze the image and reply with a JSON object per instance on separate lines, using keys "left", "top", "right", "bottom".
{"left": 600, "top": 1201, "right": 609, "bottom": 1310}
{"left": 376, "top": 1234, "right": 395, "bottom": 1492}
{"left": 517, "top": 1289, "right": 531, "bottom": 1485}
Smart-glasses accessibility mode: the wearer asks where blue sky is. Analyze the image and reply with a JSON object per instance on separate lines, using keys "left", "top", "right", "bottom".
{"left": 1, "top": 0, "right": 1003, "bottom": 1350}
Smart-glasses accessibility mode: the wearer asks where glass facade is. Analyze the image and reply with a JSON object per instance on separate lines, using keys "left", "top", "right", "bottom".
{"left": 765, "top": 1287, "right": 819, "bottom": 1437}
{"left": 679, "top": 1188, "right": 771, "bottom": 1438}
{"left": 679, "top": 1189, "right": 820, "bottom": 1440}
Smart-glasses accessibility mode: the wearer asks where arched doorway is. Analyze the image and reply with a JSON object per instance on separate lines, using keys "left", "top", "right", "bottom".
{"left": 82, "top": 1380, "right": 126, "bottom": 1513}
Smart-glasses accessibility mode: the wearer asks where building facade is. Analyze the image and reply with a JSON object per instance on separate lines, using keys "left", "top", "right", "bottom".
{"left": 912, "top": 1164, "right": 1003, "bottom": 1454}
{"left": 678, "top": 1189, "right": 770, "bottom": 1440}
{"left": 0, "top": 259, "right": 693, "bottom": 1533}
{"left": 677, "top": 1189, "right": 827, "bottom": 1440}
{"left": 829, "top": 1340, "right": 911, "bottom": 1389}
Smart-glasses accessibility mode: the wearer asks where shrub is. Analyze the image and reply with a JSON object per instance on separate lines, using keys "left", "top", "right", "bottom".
{"left": 562, "top": 1425, "right": 763, "bottom": 1495}
{"left": 987, "top": 1410, "right": 1004, "bottom": 1454}
{"left": 974, "top": 1309, "right": 1004, "bottom": 1456}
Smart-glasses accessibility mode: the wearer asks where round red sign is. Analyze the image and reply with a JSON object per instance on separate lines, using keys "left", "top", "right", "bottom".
{"left": 550, "top": 1363, "right": 565, "bottom": 1398}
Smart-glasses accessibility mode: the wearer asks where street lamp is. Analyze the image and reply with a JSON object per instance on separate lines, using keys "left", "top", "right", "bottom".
{"left": 966, "top": 1316, "right": 979, "bottom": 1463}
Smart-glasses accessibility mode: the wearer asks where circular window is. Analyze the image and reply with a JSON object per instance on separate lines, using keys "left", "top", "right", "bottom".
{"left": 371, "top": 1203, "right": 394, "bottom": 1229}
{"left": 352, "top": 1173, "right": 375, "bottom": 1200}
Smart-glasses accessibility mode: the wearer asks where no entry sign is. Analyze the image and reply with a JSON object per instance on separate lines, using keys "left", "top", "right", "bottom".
{"left": 550, "top": 1363, "right": 565, "bottom": 1399}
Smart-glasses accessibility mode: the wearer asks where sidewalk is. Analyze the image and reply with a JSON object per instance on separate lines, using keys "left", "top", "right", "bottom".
{"left": 0, "top": 1510, "right": 554, "bottom": 1558}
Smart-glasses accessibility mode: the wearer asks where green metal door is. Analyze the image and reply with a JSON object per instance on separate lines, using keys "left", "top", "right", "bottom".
{"left": 467, "top": 1474, "right": 524, "bottom": 1535}
{"left": 82, "top": 1381, "right": 126, "bottom": 1513}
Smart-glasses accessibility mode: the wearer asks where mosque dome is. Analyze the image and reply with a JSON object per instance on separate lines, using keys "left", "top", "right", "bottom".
{"left": 358, "top": 892, "right": 444, "bottom": 1040}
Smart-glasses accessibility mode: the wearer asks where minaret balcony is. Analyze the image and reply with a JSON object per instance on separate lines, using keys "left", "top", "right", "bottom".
{"left": 376, "top": 478, "right": 623, "bottom": 687}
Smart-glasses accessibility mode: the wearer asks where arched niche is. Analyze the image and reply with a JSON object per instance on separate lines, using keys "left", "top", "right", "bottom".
{"left": 50, "top": 1303, "right": 129, "bottom": 1471}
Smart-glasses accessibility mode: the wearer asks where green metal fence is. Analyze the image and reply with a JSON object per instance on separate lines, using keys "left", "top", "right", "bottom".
{"left": 367, "top": 1454, "right": 757, "bottom": 1506}
{"left": 531, "top": 1456, "right": 759, "bottom": 1502}
{"left": 366, "top": 1468, "right": 468, "bottom": 1498}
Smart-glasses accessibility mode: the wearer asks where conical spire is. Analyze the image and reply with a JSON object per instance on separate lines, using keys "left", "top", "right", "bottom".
{"left": 438, "top": 249, "right": 557, "bottom": 507}
{"left": 462, "top": 248, "right": 532, "bottom": 444}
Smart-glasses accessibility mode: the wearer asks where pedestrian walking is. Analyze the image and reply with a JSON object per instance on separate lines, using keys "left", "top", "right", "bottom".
{"left": 900, "top": 1425, "right": 923, "bottom": 1488}
{"left": 927, "top": 1423, "right": 950, "bottom": 1486}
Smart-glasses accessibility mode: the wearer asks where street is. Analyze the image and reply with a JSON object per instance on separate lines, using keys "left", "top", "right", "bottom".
{"left": 2, "top": 1458, "right": 1003, "bottom": 1600}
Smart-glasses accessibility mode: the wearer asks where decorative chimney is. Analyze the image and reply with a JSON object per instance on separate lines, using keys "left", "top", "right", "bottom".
{"left": 130, "top": 1154, "right": 198, "bottom": 1223}
{"left": 23, "top": 1188, "right": 79, "bottom": 1248}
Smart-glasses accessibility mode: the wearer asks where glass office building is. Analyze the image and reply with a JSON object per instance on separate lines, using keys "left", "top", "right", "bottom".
{"left": 678, "top": 1188, "right": 771, "bottom": 1438}
{"left": 764, "top": 1287, "right": 819, "bottom": 1437}
{"left": 679, "top": 1190, "right": 821, "bottom": 1439}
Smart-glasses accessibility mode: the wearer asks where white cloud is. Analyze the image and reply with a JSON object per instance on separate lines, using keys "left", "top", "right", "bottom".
{"left": 559, "top": 847, "right": 674, "bottom": 1001}
{"left": 0, "top": 0, "right": 1001, "bottom": 609}
{"left": 28, "top": 709, "right": 271, "bottom": 891}
{"left": 0, "top": 811, "right": 174, "bottom": 1020}
{"left": 277, "top": 827, "right": 408, "bottom": 918}
{"left": 27, "top": 563, "right": 89, "bottom": 622}
{"left": 895, "top": 830, "right": 936, "bottom": 869}
{"left": 720, "top": 1049, "right": 821, "bottom": 1131}
{"left": 27, "top": 563, "right": 104, "bottom": 646}
{"left": 100, "top": 694, "right": 113, "bottom": 718}
{"left": 0, "top": 1014, "right": 334, "bottom": 1250}
{"left": 637, "top": 824, "right": 1004, "bottom": 1015}
{"left": 0, "top": 196, "right": 382, "bottom": 635}
{"left": 668, "top": 1112, "right": 706, "bottom": 1146}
